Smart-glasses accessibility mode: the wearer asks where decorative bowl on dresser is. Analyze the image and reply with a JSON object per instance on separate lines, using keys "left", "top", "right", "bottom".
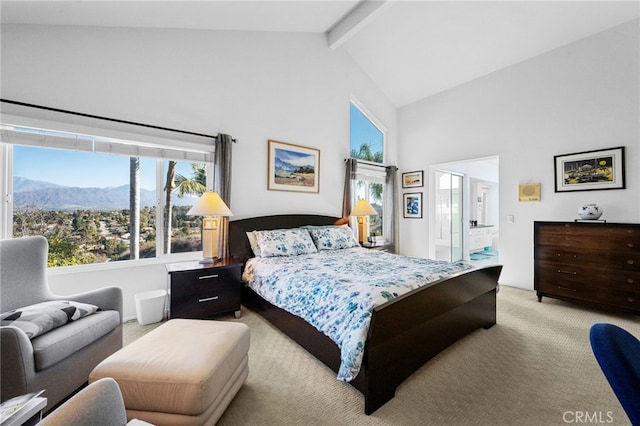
{"left": 534, "top": 221, "right": 640, "bottom": 314}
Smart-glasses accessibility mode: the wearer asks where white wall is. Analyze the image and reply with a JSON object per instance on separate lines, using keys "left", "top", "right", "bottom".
{"left": 398, "top": 20, "right": 640, "bottom": 289}
{"left": 1, "top": 24, "right": 397, "bottom": 318}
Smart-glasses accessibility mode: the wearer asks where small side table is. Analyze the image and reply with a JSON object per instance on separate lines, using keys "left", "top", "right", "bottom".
{"left": 361, "top": 242, "right": 391, "bottom": 252}
{"left": 0, "top": 394, "right": 46, "bottom": 426}
{"left": 165, "top": 258, "right": 242, "bottom": 320}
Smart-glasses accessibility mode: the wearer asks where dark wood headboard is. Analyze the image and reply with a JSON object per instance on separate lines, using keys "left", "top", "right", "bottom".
{"left": 228, "top": 214, "right": 340, "bottom": 262}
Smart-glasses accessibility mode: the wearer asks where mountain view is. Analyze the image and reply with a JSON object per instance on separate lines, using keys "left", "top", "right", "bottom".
{"left": 13, "top": 177, "right": 196, "bottom": 210}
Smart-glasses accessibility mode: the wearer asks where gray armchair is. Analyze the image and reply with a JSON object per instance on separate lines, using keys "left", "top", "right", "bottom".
{"left": 1, "top": 236, "right": 123, "bottom": 413}
{"left": 38, "top": 378, "right": 128, "bottom": 425}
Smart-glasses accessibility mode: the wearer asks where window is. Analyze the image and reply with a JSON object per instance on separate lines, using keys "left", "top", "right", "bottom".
{"left": 355, "top": 165, "right": 384, "bottom": 237}
{"left": 2, "top": 124, "right": 213, "bottom": 267}
{"left": 350, "top": 100, "right": 387, "bottom": 239}
{"left": 350, "top": 102, "right": 384, "bottom": 164}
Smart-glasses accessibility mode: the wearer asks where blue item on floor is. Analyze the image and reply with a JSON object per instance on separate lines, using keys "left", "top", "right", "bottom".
{"left": 470, "top": 253, "right": 490, "bottom": 260}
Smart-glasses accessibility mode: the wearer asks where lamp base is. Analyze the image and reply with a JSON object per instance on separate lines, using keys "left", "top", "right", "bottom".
{"left": 199, "top": 257, "right": 218, "bottom": 265}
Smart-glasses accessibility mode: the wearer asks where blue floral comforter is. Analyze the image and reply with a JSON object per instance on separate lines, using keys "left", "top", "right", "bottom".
{"left": 242, "top": 248, "right": 473, "bottom": 381}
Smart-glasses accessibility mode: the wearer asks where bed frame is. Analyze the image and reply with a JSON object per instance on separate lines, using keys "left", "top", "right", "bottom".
{"left": 229, "top": 214, "right": 502, "bottom": 414}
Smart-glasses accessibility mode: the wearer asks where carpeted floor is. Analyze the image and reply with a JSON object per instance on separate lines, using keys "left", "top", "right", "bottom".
{"left": 123, "top": 285, "right": 638, "bottom": 426}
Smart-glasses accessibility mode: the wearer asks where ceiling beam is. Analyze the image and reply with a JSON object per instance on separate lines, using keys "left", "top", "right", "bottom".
{"left": 326, "top": 0, "right": 390, "bottom": 49}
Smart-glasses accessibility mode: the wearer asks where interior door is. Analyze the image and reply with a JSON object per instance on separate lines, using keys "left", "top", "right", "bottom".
{"left": 434, "top": 170, "right": 463, "bottom": 262}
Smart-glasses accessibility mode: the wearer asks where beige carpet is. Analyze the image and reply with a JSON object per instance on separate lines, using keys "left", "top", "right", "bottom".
{"left": 124, "top": 286, "right": 638, "bottom": 426}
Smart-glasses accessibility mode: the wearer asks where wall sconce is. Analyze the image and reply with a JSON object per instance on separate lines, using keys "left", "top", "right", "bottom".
{"left": 187, "top": 192, "right": 233, "bottom": 264}
{"left": 350, "top": 199, "right": 378, "bottom": 244}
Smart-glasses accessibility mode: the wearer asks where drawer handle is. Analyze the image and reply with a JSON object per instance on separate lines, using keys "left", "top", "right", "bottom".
{"left": 627, "top": 278, "right": 636, "bottom": 284}
{"left": 558, "top": 286, "right": 577, "bottom": 292}
{"left": 557, "top": 270, "right": 577, "bottom": 275}
{"left": 199, "top": 296, "right": 219, "bottom": 303}
{"left": 199, "top": 274, "right": 219, "bottom": 280}
{"left": 627, "top": 260, "right": 635, "bottom": 265}
{"left": 557, "top": 253, "right": 577, "bottom": 258}
{"left": 628, "top": 243, "right": 635, "bottom": 248}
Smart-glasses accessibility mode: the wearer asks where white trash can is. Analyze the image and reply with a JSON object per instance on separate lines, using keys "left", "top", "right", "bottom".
{"left": 134, "top": 289, "right": 166, "bottom": 325}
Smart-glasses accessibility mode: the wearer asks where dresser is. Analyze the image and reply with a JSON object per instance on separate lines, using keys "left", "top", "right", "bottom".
{"left": 165, "top": 258, "right": 242, "bottom": 319}
{"left": 534, "top": 221, "right": 640, "bottom": 314}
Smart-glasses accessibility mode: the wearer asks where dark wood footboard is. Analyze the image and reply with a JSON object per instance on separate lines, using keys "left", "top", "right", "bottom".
{"left": 362, "top": 265, "right": 501, "bottom": 413}
{"left": 230, "top": 214, "right": 502, "bottom": 414}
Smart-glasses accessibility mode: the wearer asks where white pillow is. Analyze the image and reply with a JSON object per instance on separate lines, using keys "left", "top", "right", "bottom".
{"left": 254, "top": 228, "right": 317, "bottom": 257}
{"left": 308, "top": 226, "right": 360, "bottom": 250}
{"left": 246, "top": 231, "right": 262, "bottom": 257}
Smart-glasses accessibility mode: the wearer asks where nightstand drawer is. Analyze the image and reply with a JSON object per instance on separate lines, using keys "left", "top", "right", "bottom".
{"left": 171, "top": 268, "right": 240, "bottom": 296}
{"left": 170, "top": 284, "right": 240, "bottom": 319}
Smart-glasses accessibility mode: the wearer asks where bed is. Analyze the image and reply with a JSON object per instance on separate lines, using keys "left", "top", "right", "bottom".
{"left": 229, "top": 214, "right": 502, "bottom": 414}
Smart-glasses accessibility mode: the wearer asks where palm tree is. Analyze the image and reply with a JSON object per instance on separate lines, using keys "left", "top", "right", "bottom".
{"left": 163, "top": 161, "right": 176, "bottom": 255}
{"left": 129, "top": 157, "right": 140, "bottom": 260}
{"left": 163, "top": 162, "right": 207, "bottom": 254}
{"left": 350, "top": 142, "right": 383, "bottom": 164}
{"left": 174, "top": 163, "right": 206, "bottom": 198}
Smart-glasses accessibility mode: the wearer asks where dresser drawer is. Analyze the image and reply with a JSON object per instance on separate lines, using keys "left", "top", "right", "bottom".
{"left": 535, "top": 262, "right": 611, "bottom": 287}
{"left": 534, "top": 246, "right": 602, "bottom": 265}
{"left": 608, "top": 252, "right": 640, "bottom": 271}
{"left": 535, "top": 222, "right": 597, "bottom": 237}
{"left": 608, "top": 226, "right": 640, "bottom": 238}
{"left": 608, "top": 235, "right": 640, "bottom": 252}
{"left": 607, "top": 269, "right": 640, "bottom": 288}
{"left": 535, "top": 233, "right": 603, "bottom": 250}
{"left": 604, "top": 288, "right": 640, "bottom": 311}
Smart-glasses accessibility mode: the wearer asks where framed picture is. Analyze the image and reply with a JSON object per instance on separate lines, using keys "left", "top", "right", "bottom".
{"left": 268, "top": 139, "right": 320, "bottom": 193}
{"left": 519, "top": 183, "right": 541, "bottom": 202}
{"left": 554, "top": 146, "right": 625, "bottom": 192}
{"left": 403, "top": 192, "right": 423, "bottom": 218}
{"left": 402, "top": 170, "right": 424, "bottom": 188}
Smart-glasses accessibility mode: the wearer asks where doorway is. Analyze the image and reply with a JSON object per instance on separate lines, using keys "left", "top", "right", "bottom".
{"left": 434, "top": 170, "right": 463, "bottom": 262}
{"left": 429, "top": 156, "right": 499, "bottom": 265}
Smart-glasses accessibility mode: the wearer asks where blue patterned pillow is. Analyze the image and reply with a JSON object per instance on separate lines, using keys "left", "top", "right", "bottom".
{"left": 254, "top": 228, "right": 317, "bottom": 257}
{"left": 1, "top": 300, "right": 100, "bottom": 339}
{"left": 308, "top": 226, "right": 360, "bottom": 250}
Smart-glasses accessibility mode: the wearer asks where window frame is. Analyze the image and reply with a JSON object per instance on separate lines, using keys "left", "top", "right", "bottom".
{"left": 1, "top": 117, "right": 215, "bottom": 271}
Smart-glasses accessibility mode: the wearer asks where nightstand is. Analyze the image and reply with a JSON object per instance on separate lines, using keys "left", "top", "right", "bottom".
{"left": 361, "top": 242, "right": 391, "bottom": 252}
{"left": 165, "top": 258, "right": 242, "bottom": 320}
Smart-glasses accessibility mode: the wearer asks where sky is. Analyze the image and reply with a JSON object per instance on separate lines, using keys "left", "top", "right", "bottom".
{"left": 14, "top": 145, "right": 194, "bottom": 190}
{"left": 350, "top": 103, "right": 384, "bottom": 159}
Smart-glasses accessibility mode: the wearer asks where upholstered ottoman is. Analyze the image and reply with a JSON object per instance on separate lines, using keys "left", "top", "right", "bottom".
{"left": 89, "top": 319, "right": 250, "bottom": 426}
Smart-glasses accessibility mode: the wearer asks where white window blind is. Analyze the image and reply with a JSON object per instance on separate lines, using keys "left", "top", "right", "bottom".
{"left": 0, "top": 124, "right": 214, "bottom": 162}
{"left": 356, "top": 160, "right": 386, "bottom": 183}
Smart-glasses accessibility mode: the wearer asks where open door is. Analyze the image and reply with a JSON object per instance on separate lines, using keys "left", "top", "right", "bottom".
{"left": 434, "top": 170, "right": 463, "bottom": 262}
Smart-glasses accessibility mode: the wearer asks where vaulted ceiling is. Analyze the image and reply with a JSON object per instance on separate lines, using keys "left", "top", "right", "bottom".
{"left": 2, "top": 1, "right": 639, "bottom": 107}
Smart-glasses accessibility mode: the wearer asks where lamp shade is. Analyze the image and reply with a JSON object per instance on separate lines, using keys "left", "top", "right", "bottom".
{"left": 350, "top": 199, "right": 378, "bottom": 217}
{"left": 187, "top": 192, "right": 234, "bottom": 217}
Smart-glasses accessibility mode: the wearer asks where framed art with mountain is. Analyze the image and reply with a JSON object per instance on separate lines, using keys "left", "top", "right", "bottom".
{"left": 268, "top": 139, "right": 320, "bottom": 193}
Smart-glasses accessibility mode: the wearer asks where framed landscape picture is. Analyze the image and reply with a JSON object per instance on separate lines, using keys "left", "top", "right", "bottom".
{"left": 268, "top": 140, "right": 320, "bottom": 193}
{"left": 554, "top": 146, "right": 625, "bottom": 192}
{"left": 403, "top": 192, "right": 423, "bottom": 218}
{"left": 402, "top": 170, "right": 424, "bottom": 188}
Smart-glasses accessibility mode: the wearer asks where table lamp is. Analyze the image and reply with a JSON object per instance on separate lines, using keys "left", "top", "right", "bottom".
{"left": 350, "top": 199, "right": 378, "bottom": 244}
{"left": 187, "top": 192, "right": 234, "bottom": 264}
